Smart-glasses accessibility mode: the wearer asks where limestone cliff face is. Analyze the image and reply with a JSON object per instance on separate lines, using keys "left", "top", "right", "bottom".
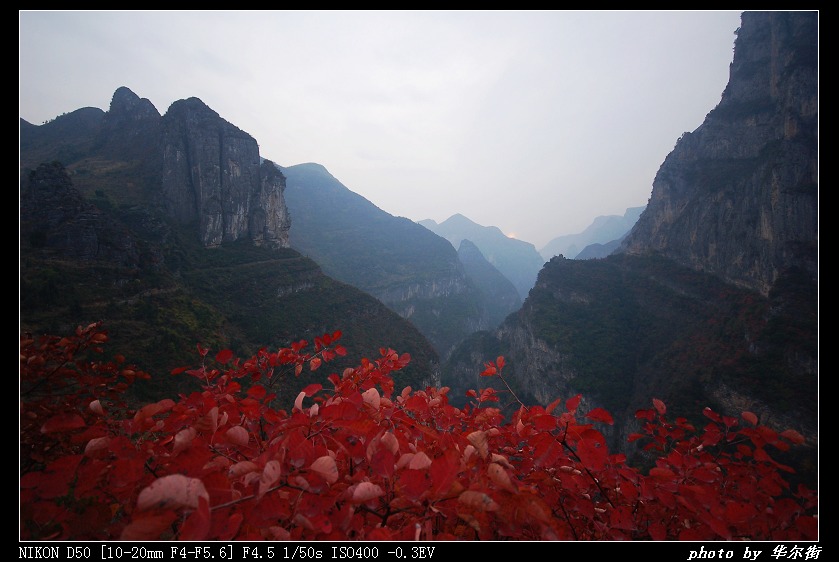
{"left": 251, "top": 160, "right": 292, "bottom": 248}
{"left": 159, "top": 96, "right": 290, "bottom": 248}
{"left": 619, "top": 11, "right": 818, "bottom": 296}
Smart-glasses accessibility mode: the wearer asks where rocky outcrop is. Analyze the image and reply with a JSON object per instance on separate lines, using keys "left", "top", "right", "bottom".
{"left": 160, "top": 97, "right": 289, "bottom": 248}
{"left": 250, "top": 160, "right": 292, "bottom": 248}
{"left": 20, "top": 161, "right": 148, "bottom": 267}
{"left": 619, "top": 11, "right": 818, "bottom": 296}
{"left": 98, "top": 86, "right": 162, "bottom": 162}
{"left": 20, "top": 87, "right": 292, "bottom": 251}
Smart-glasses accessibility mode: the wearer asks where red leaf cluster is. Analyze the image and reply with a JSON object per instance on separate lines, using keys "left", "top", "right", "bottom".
{"left": 20, "top": 323, "right": 817, "bottom": 541}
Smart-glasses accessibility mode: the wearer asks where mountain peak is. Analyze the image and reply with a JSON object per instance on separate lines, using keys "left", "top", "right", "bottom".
{"left": 108, "top": 86, "right": 160, "bottom": 119}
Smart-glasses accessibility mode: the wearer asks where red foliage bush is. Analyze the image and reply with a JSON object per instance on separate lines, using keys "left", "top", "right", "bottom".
{"left": 20, "top": 323, "right": 817, "bottom": 540}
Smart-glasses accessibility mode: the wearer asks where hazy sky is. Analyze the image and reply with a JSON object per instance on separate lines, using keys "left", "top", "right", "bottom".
{"left": 19, "top": 10, "right": 744, "bottom": 249}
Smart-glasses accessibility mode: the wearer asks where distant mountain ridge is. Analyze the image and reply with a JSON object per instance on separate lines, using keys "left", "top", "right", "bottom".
{"left": 539, "top": 205, "right": 645, "bottom": 261}
{"left": 418, "top": 213, "right": 545, "bottom": 301}
{"left": 281, "top": 163, "right": 519, "bottom": 359}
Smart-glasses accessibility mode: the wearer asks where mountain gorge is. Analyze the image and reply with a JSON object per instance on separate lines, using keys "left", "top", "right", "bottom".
{"left": 418, "top": 214, "right": 546, "bottom": 301}
{"left": 281, "top": 163, "right": 514, "bottom": 359}
{"left": 19, "top": 9, "right": 817, "bottom": 494}
{"left": 443, "top": 10, "right": 817, "bottom": 487}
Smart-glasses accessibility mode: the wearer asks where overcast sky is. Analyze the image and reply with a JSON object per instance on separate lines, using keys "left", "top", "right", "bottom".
{"left": 19, "top": 10, "right": 744, "bottom": 249}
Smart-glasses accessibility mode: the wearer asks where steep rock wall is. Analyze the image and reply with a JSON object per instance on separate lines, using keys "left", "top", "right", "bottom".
{"left": 620, "top": 11, "right": 818, "bottom": 296}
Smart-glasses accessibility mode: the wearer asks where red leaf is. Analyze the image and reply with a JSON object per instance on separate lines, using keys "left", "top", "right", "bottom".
{"left": 649, "top": 467, "right": 676, "bottom": 479}
{"left": 215, "top": 512, "right": 243, "bottom": 541}
{"left": 362, "top": 387, "right": 381, "bottom": 410}
{"left": 247, "top": 385, "right": 267, "bottom": 399}
{"left": 585, "top": 407, "right": 614, "bottom": 425}
{"left": 576, "top": 433, "right": 608, "bottom": 471}
{"left": 458, "top": 490, "right": 499, "bottom": 512}
{"left": 301, "top": 383, "right": 322, "bottom": 397}
{"left": 546, "top": 396, "right": 563, "bottom": 414}
{"left": 741, "top": 411, "right": 758, "bottom": 426}
{"left": 349, "top": 482, "right": 384, "bottom": 503}
{"left": 429, "top": 448, "right": 460, "bottom": 496}
{"left": 467, "top": 431, "right": 489, "bottom": 459}
{"left": 173, "top": 427, "right": 196, "bottom": 455}
{"left": 137, "top": 475, "right": 209, "bottom": 511}
{"left": 310, "top": 456, "right": 339, "bottom": 484}
{"left": 179, "top": 495, "right": 211, "bottom": 540}
{"left": 259, "top": 460, "right": 283, "bottom": 499}
{"left": 648, "top": 521, "right": 667, "bottom": 541}
{"left": 609, "top": 505, "right": 636, "bottom": 531}
{"left": 488, "top": 462, "right": 517, "bottom": 493}
{"left": 225, "top": 426, "right": 249, "bottom": 447}
{"left": 566, "top": 394, "right": 581, "bottom": 413}
{"left": 532, "top": 414, "right": 557, "bottom": 431}
{"left": 309, "top": 357, "right": 322, "bottom": 371}
{"left": 215, "top": 349, "right": 234, "bottom": 365}
{"left": 724, "top": 501, "right": 758, "bottom": 524}
{"left": 370, "top": 448, "right": 396, "bottom": 479}
{"left": 753, "top": 447, "right": 772, "bottom": 462}
{"left": 41, "top": 413, "right": 86, "bottom": 433}
{"left": 780, "top": 429, "right": 806, "bottom": 445}
{"left": 120, "top": 512, "right": 178, "bottom": 541}
{"left": 652, "top": 398, "right": 666, "bottom": 415}
{"left": 496, "top": 356, "right": 505, "bottom": 370}
{"left": 408, "top": 451, "right": 432, "bottom": 470}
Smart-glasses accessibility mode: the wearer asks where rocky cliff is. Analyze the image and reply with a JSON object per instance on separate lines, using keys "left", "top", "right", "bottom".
{"left": 160, "top": 96, "right": 290, "bottom": 248}
{"left": 619, "top": 11, "right": 818, "bottom": 296}
{"left": 442, "top": 11, "right": 818, "bottom": 489}
{"left": 21, "top": 86, "right": 292, "bottom": 251}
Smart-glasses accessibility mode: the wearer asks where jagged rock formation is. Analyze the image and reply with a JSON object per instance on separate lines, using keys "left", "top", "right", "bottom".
{"left": 21, "top": 86, "right": 292, "bottom": 251}
{"left": 160, "top": 96, "right": 290, "bottom": 248}
{"left": 619, "top": 11, "right": 818, "bottom": 296}
{"left": 98, "top": 86, "right": 162, "bottom": 163}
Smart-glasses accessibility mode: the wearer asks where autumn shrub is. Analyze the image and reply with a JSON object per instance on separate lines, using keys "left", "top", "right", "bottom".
{"left": 20, "top": 323, "right": 817, "bottom": 541}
